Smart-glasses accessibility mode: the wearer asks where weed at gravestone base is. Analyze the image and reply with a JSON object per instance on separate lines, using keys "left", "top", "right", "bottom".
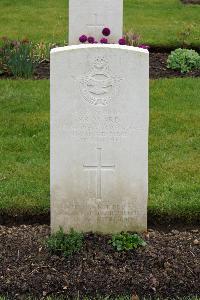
{"left": 109, "top": 232, "right": 147, "bottom": 251}
{"left": 46, "top": 227, "right": 84, "bottom": 257}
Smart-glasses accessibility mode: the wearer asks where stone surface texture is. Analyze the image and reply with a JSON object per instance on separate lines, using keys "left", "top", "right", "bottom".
{"left": 51, "top": 44, "right": 149, "bottom": 233}
{"left": 68, "top": 0, "right": 123, "bottom": 45}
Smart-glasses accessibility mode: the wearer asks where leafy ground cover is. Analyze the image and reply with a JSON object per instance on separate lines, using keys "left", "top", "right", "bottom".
{"left": 0, "top": 0, "right": 199, "bottom": 47}
{"left": 0, "top": 78, "right": 199, "bottom": 221}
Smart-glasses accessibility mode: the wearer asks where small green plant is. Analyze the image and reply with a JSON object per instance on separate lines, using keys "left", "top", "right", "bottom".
{"left": 0, "top": 37, "right": 39, "bottom": 78}
{"left": 7, "top": 41, "right": 38, "bottom": 78}
{"left": 167, "top": 48, "right": 200, "bottom": 73}
{"left": 46, "top": 227, "right": 84, "bottom": 257}
{"left": 109, "top": 232, "right": 147, "bottom": 251}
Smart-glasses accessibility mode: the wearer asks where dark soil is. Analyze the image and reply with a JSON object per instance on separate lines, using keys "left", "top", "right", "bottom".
{"left": 0, "top": 211, "right": 199, "bottom": 233}
{"left": 0, "top": 225, "right": 199, "bottom": 299}
{"left": 1, "top": 53, "right": 199, "bottom": 81}
{"left": 181, "top": 0, "right": 200, "bottom": 4}
{"left": 35, "top": 59, "right": 50, "bottom": 79}
{"left": 149, "top": 52, "right": 200, "bottom": 79}
{"left": 34, "top": 53, "right": 200, "bottom": 80}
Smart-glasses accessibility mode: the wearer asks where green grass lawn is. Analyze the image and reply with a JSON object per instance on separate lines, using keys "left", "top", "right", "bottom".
{"left": 0, "top": 78, "right": 199, "bottom": 220}
{"left": 0, "top": 0, "right": 199, "bottom": 47}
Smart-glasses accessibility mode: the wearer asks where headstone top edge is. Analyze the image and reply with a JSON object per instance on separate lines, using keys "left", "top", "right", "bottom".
{"left": 50, "top": 44, "right": 149, "bottom": 55}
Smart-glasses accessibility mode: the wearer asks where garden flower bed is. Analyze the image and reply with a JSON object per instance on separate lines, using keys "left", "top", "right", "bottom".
{"left": 0, "top": 225, "right": 199, "bottom": 299}
{"left": 0, "top": 52, "right": 199, "bottom": 80}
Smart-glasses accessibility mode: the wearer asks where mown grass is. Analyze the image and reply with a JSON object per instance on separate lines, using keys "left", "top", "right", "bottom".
{"left": 0, "top": 80, "right": 49, "bottom": 215}
{"left": 149, "top": 78, "right": 200, "bottom": 220}
{"left": 0, "top": 78, "right": 199, "bottom": 220}
{"left": 0, "top": 0, "right": 200, "bottom": 47}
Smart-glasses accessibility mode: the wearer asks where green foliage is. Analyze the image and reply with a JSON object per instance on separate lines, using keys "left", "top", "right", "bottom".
{"left": 46, "top": 228, "right": 84, "bottom": 257}
{"left": 167, "top": 48, "right": 200, "bottom": 73}
{"left": 0, "top": 38, "right": 54, "bottom": 78}
{"left": 109, "top": 232, "right": 147, "bottom": 251}
{"left": 0, "top": 38, "right": 39, "bottom": 78}
{"left": 8, "top": 43, "right": 37, "bottom": 78}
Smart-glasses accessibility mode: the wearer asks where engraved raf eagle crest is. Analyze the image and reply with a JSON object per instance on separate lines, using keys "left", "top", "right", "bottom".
{"left": 80, "top": 57, "right": 120, "bottom": 106}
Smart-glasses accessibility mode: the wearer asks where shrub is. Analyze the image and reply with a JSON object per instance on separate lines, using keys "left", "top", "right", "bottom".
{"left": 46, "top": 227, "right": 84, "bottom": 257}
{"left": 109, "top": 232, "right": 147, "bottom": 251}
{"left": 167, "top": 48, "right": 200, "bottom": 73}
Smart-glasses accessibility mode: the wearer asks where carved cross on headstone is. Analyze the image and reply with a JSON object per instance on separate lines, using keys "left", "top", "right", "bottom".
{"left": 84, "top": 148, "right": 115, "bottom": 199}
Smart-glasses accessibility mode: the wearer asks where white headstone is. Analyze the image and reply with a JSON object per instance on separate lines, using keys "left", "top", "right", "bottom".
{"left": 51, "top": 44, "right": 149, "bottom": 233}
{"left": 69, "top": 0, "right": 123, "bottom": 45}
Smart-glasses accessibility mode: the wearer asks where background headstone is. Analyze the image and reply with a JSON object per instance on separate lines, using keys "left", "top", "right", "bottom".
{"left": 51, "top": 44, "right": 149, "bottom": 233}
{"left": 69, "top": 0, "right": 123, "bottom": 45}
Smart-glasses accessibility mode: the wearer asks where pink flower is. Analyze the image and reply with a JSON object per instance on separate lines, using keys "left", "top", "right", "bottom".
{"left": 88, "top": 36, "right": 95, "bottom": 44}
{"left": 102, "top": 27, "right": 111, "bottom": 37}
{"left": 100, "top": 38, "right": 108, "bottom": 44}
{"left": 79, "top": 35, "right": 87, "bottom": 43}
{"left": 118, "top": 38, "right": 126, "bottom": 45}
{"left": 138, "top": 44, "right": 150, "bottom": 50}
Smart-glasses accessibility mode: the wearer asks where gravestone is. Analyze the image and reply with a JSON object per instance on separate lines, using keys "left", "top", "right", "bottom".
{"left": 68, "top": 0, "right": 123, "bottom": 44}
{"left": 51, "top": 44, "right": 149, "bottom": 233}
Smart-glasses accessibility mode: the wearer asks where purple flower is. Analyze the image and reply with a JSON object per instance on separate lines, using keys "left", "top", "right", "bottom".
{"left": 102, "top": 27, "right": 111, "bottom": 37}
{"left": 87, "top": 36, "right": 95, "bottom": 44}
{"left": 118, "top": 38, "right": 126, "bottom": 45}
{"left": 100, "top": 38, "right": 108, "bottom": 44}
{"left": 79, "top": 35, "right": 87, "bottom": 43}
{"left": 138, "top": 44, "right": 150, "bottom": 50}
